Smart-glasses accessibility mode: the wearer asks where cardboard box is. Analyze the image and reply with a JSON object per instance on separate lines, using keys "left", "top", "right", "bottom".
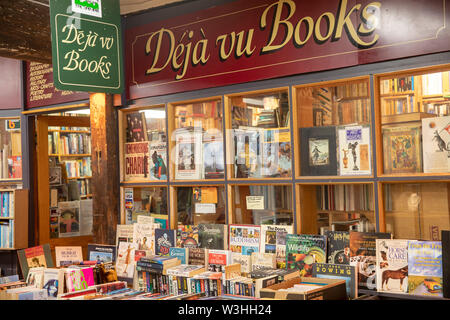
{"left": 259, "top": 276, "right": 347, "bottom": 300}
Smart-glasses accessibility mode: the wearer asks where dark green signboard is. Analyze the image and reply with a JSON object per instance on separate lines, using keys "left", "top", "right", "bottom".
{"left": 49, "top": 0, "right": 123, "bottom": 94}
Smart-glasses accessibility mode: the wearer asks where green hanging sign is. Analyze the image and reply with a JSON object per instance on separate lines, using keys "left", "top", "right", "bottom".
{"left": 49, "top": 0, "right": 123, "bottom": 94}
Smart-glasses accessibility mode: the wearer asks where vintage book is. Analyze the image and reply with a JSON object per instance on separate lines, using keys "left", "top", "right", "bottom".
{"left": 17, "top": 244, "right": 54, "bottom": 280}
{"left": 87, "top": 244, "right": 117, "bottom": 264}
{"left": 207, "top": 249, "right": 231, "bottom": 273}
{"left": 229, "top": 224, "right": 261, "bottom": 255}
{"left": 116, "top": 242, "right": 138, "bottom": 280}
{"left": 312, "top": 263, "right": 357, "bottom": 299}
{"left": 407, "top": 240, "right": 443, "bottom": 297}
{"left": 133, "top": 222, "right": 160, "bottom": 255}
{"left": 285, "top": 234, "right": 327, "bottom": 277}
{"left": 202, "top": 138, "right": 224, "bottom": 179}
{"left": 250, "top": 252, "right": 276, "bottom": 271}
{"left": 337, "top": 125, "right": 371, "bottom": 175}
{"left": 149, "top": 141, "right": 168, "bottom": 180}
{"left": 176, "top": 224, "right": 199, "bottom": 248}
{"left": 169, "top": 247, "right": 188, "bottom": 264}
{"left": 174, "top": 129, "right": 202, "bottom": 180}
{"left": 154, "top": 228, "right": 176, "bottom": 256}
{"left": 116, "top": 224, "right": 134, "bottom": 247}
{"left": 422, "top": 115, "right": 450, "bottom": 173}
{"left": 165, "top": 264, "right": 206, "bottom": 278}
{"left": 349, "top": 231, "right": 392, "bottom": 290}
{"left": 126, "top": 112, "right": 148, "bottom": 142}
{"left": 230, "top": 252, "right": 252, "bottom": 275}
{"left": 259, "top": 224, "right": 293, "bottom": 268}
{"left": 65, "top": 266, "right": 96, "bottom": 292}
{"left": 375, "top": 239, "right": 409, "bottom": 294}
{"left": 325, "top": 231, "right": 350, "bottom": 265}
{"left": 188, "top": 247, "right": 207, "bottom": 266}
{"left": 198, "top": 224, "right": 228, "bottom": 250}
{"left": 26, "top": 267, "right": 45, "bottom": 289}
{"left": 55, "top": 246, "right": 83, "bottom": 267}
{"left": 58, "top": 201, "right": 81, "bottom": 238}
{"left": 42, "top": 268, "right": 65, "bottom": 300}
{"left": 300, "top": 126, "right": 338, "bottom": 176}
{"left": 382, "top": 124, "right": 422, "bottom": 174}
{"left": 233, "top": 128, "right": 261, "bottom": 178}
{"left": 124, "top": 141, "right": 151, "bottom": 180}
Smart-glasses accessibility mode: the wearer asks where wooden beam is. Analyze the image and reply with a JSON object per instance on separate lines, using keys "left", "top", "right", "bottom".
{"left": 90, "top": 93, "right": 119, "bottom": 245}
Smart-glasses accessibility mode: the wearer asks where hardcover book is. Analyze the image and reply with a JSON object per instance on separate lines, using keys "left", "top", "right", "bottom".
{"left": 250, "top": 252, "right": 276, "bottom": 271}
{"left": 422, "top": 115, "right": 450, "bottom": 173}
{"left": 312, "top": 263, "right": 357, "bottom": 299}
{"left": 325, "top": 231, "right": 350, "bottom": 265}
{"left": 375, "top": 239, "right": 409, "bottom": 293}
{"left": 349, "top": 231, "right": 392, "bottom": 290}
{"left": 259, "top": 224, "right": 293, "bottom": 268}
{"left": 149, "top": 141, "right": 168, "bottom": 180}
{"left": 300, "top": 126, "right": 338, "bottom": 176}
{"left": 337, "top": 125, "right": 371, "bottom": 175}
{"left": 198, "top": 224, "right": 228, "bottom": 250}
{"left": 207, "top": 249, "right": 232, "bottom": 273}
{"left": 229, "top": 224, "right": 261, "bottom": 255}
{"left": 154, "top": 228, "right": 176, "bottom": 256}
{"left": 124, "top": 141, "right": 151, "bottom": 180}
{"left": 382, "top": 124, "right": 422, "bottom": 174}
{"left": 177, "top": 224, "right": 199, "bottom": 248}
{"left": 174, "top": 129, "right": 202, "bottom": 180}
{"left": 55, "top": 246, "right": 83, "bottom": 267}
{"left": 285, "top": 234, "right": 327, "bottom": 277}
{"left": 188, "top": 247, "right": 207, "bottom": 266}
{"left": 87, "top": 244, "right": 117, "bottom": 264}
{"left": 407, "top": 240, "right": 443, "bottom": 297}
{"left": 17, "top": 244, "right": 54, "bottom": 280}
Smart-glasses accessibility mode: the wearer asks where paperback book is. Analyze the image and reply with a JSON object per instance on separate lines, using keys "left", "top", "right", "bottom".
{"left": 65, "top": 267, "right": 95, "bottom": 292}
{"left": 325, "top": 231, "right": 350, "bottom": 265}
{"left": 55, "top": 246, "right": 83, "bottom": 267}
{"left": 187, "top": 247, "right": 207, "bottom": 266}
{"left": 87, "top": 244, "right": 117, "bottom": 264}
{"left": 17, "top": 244, "right": 54, "bottom": 280}
{"left": 285, "top": 234, "right": 327, "bottom": 277}
{"left": 260, "top": 224, "right": 293, "bottom": 268}
{"left": 169, "top": 247, "right": 188, "bottom": 264}
{"left": 177, "top": 225, "right": 199, "bottom": 248}
{"left": 134, "top": 222, "right": 160, "bottom": 255}
{"left": 149, "top": 141, "right": 167, "bottom": 180}
{"left": 198, "top": 224, "right": 228, "bottom": 250}
{"left": 229, "top": 224, "right": 261, "bottom": 255}
{"left": 116, "top": 242, "right": 138, "bottom": 280}
{"left": 124, "top": 141, "right": 151, "bottom": 180}
{"left": 154, "top": 229, "right": 176, "bottom": 256}
{"left": 375, "top": 239, "right": 409, "bottom": 293}
{"left": 207, "top": 249, "right": 231, "bottom": 273}
{"left": 42, "top": 268, "right": 65, "bottom": 300}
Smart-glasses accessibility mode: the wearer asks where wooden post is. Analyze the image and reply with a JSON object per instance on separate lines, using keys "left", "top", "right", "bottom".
{"left": 90, "top": 93, "right": 119, "bottom": 244}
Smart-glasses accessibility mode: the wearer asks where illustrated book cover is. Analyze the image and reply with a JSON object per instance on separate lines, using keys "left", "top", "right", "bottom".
{"left": 382, "top": 124, "right": 422, "bottom": 174}
{"left": 198, "top": 223, "right": 228, "bottom": 250}
{"left": 299, "top": 126, "right": 338, "bottom": 176}
{"left": 55, "top": 246, "right": 83, "bottom": 267}
{"left": 87, "top": 244, "right": 117, "bottom": 264}
{"left": 337, "top": 125, "right": 371, "bottom": 175}
{"left": 116, "top": 242, "right": 138, "bottom": 280}
{"left": 229, "top": 224, "right": 261, "bottom": 255}
{"left": 169, "top": 247, "right": 188, "bottom": 264}
{"left": 65, "top": 267, "right": 95, "bottom": 292}
{"left": 207, "top": 249, "right": 231, "bottom": 273}
{"left": 407, "top": 240, "right": 443, "bottom": 297}
{"left": 259, "top": 224, "right": 293, "bottom": 268}
{"left": 154, "top": 228, "right": 176, "bottom": 256}
{"left": 349, "top": 231, "right": 392, "bottom": 290}
{"left": 285, "top": 234, "right": 327, "bottom": 277}
{"left": 325, "top": 231, "right": 350, "bottom": 265}
{"left": 17, "top": 244, "right": 54, "bottom": 280}
{"left": 124, "top": 141, "right": 151, "bottom": 181}
{"left": 174, "top": 129, "right": 203, "bottom": 180}
{"left": 422, "top": 115, "right": 450, "bottom": 173}
{"left": 312, "top": 262, "right": 357, "bottom": 299}
{"left": 149, "top": 141, "right": 167, "bottom": 180}
{"left": 126, "top": 112, "right": 147, "bottom": 143}
{"left": 42, "top": 268, "right": 65, "bottom": 300}
{"left": 133, "top": 222, "right": 160, "bottom": 255}
{"left": 375, "top": 239, "right": 409, "bottom": 293}
{"left": 176, "top": 224, "right": 199, "bottom": 248}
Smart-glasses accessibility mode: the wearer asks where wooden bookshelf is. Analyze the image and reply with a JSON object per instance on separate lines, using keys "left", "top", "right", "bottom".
{"left": 0, "top": 188, "right": 28, "bottom": 250}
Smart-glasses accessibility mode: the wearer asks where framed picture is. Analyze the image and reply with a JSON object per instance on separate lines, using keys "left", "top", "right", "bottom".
{"left": 300, "top": 126, "right": 337, "bottom": 176}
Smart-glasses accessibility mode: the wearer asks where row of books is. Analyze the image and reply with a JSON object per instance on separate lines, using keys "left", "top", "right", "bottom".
{"left": 65, "top": 158, "right": 92, "bottom": 178}
{"left": 316, "top": 184, "right": 374, "bottom": 212}
{"left": 336, "top": 81, "right": 369, "bottom": 99}
{"left": 0, "top": 191, "right": 14, "bottom": 217}
{"left": 380, "top": 76, "right": 414, "bottom": 94}
{"left": 48, "top": 132, "right": 91, "bottom": 155}
{"left": 0, "top": 220, "right": 13, "bottom": 248}
{"left": 76, "top": 179, "right": 91, "bottom": 197}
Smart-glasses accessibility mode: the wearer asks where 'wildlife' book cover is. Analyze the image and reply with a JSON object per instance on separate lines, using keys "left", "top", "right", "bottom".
{"left": 285, "top": 234, "right": 327, "bottom": 277}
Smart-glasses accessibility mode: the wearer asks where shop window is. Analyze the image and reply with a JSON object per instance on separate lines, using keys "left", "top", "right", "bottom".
{"left": 123, "top": 186, "right": 168, "bottom": 227}
{"left": 0, "top": 118, "right": 22, "bottom": 180}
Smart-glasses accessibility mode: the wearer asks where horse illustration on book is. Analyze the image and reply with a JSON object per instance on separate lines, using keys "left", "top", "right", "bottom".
{"left": 381, "top": 266, "right": 408, "bottom": 291}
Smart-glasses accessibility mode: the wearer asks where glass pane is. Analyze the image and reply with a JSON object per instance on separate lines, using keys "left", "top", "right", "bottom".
{"left": 380, "top": 71, "right": 450, "bottom": 174}
{"left": 299, "top": 184, "right": 375, "bottom": 235}
{"left": 123, "top": 187, "right": 168, "bottom": 227}
{"left": 296, "top": 79, "right": 371, "bottom": 176}
{"left": 232, "top": 185, "right": 293, "bottom": 225}
{"left": 0, "top": 118, "right": 22, "bottom": 179}
{"left": 123, "top": 107, "right": 168, "bottom": 181}
{"left": 172, "top": 100, "right": 224, "bottom": 180}
{"left": 176, "top": 186, "right": 226, "bottom": 225}
{"left": 384, "top": 182, "right": 450, "bottom": 240}
{"left": 230, "top": 91, "right": 291, "bottom": 178}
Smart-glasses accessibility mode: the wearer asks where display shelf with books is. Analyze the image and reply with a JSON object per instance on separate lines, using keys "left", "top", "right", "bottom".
{"left": 0, "top": 188, "right": 28, "bottom": 250}
{"left": 294, "top": 77, "right": 372, "bottom": 178}
{"left": 225, "top": 89, "right": 292, "bottom": 180}
{"left": 296, "top": 183, "right": 376, "bottom": 236}
{"left": 0, "top": 117, "right": 22, "bottom": 181}
{"left": 169, "top": 98, "right": 224, "bottom": 181}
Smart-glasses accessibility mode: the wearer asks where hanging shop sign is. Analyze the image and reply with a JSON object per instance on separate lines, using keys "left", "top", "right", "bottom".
{"left": 125, "top": 0, "right": 450, "bottom": 99}
{"left": 49, "top": 0, "right": 123, "bottom": 94}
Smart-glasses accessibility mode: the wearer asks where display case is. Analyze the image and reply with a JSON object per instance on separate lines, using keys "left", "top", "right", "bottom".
{"left": 225, "top": 89, "right": 291, "bottom": 179}
{"left": 294, "top": 77, "right": 372, "bottom": 178}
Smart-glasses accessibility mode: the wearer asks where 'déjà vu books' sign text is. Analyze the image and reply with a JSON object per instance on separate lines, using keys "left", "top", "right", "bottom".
{"left": 126, "top": 0, "right": 450, "bottom": 99}
{"left": 49, "top": 0, "right": 123, "bottom": 94}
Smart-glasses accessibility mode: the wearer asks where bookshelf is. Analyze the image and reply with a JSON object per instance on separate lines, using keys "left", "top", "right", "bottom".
{"left": 0, "top": 189, "right": 28, "bottom": 250}
{"left": 0, "top": 117, "right": 22, "bottom": 181}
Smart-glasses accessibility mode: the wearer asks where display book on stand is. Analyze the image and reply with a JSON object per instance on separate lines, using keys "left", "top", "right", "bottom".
{"left": 1, "top": 217, "right": 448, "bottom": 300}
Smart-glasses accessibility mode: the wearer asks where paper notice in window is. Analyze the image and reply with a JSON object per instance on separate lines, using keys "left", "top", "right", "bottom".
{"left": 195, "top": 203, "right": 216, "bottom": 214}
{"left": 246, "top": 196, "right": 264, "bottom": 210}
